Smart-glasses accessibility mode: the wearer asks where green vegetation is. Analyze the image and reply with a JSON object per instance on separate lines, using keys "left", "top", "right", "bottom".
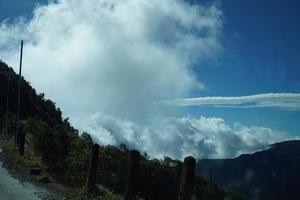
{"left": 63, "top": 187, "right": 123, "bottom": 200}
{"left": 198, "top": 140, "right": 300, "bottom": 200}
{"left": 1, "top": 137, "right": 40, "bottom": 170}
{"left": 0, "top": 60, "right": 244, "bottom": 199}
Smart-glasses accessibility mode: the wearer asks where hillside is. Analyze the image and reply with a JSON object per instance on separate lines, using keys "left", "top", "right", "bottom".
{"left": 0, "top": 60, "right": 71, "bottom": 131}
{"left": 197, "top": 140, "right": 300, "bottom": 200}
{"left": 0, "top": 60, "right": 244, "bottom": 200}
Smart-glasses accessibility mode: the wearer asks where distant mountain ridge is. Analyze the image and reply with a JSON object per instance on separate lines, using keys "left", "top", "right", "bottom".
{"left": 197, "top": 140, "right": 300, "bottom": 200}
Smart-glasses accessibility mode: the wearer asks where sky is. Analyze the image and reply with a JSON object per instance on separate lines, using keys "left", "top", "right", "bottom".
{"left": 0, "top": 0, "right": 299, "bottom": 159}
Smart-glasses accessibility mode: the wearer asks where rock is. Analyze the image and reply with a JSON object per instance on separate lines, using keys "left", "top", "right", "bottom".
{"left": 38, "top": 176, "right": 51, "bottom": 183}
{"left": 30, "top": 167, "right": 42, "bottom": 175}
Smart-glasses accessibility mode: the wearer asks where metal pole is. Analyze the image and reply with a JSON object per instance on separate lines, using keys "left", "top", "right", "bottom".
{"left": 5, "top": 75, "right": 10, "bottom": 139}
{"left": 15, "top": 40, "right": 23, "bottom": 148}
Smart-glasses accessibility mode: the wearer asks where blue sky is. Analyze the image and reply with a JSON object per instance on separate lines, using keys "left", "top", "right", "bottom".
{"left": 1, "top": 0, "right": 299, "bottom": 134}
{"left": 188, "top": 0, "right": 300, "bottom": 135}
{"left": 0, "top": 0, "right": 299, "bottom": 158}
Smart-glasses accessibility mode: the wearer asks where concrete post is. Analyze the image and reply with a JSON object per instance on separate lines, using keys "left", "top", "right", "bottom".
{"left": 125, "top": 150, "right": 140, "bottom": 200}
{"left": 178, "top": 156, "right": 196, "bottom": 200}
{"left": 86, "top": 143, "right": 100, "bottom": 193}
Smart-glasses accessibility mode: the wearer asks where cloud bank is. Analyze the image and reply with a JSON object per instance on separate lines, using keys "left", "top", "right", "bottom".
{"left": 163, "top": 93, "right": 300, "bottom": 111}
{"left": 79, "top": 113, "right": 296, "bottom": 159}
{"left": 0, "top": 0, "right": 295, "bottom": 159}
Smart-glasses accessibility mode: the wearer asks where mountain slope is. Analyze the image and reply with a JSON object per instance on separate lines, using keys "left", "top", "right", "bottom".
{"left": 1, "top": 60, "right": 245, "bottom": 199}
{"left": 0, "top": 60, "right": 69, "bottom": 128}
{"left": 197, "top": 140, "right": 300, "bottom": 200}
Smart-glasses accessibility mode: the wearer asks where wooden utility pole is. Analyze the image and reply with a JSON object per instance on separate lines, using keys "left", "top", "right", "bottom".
{"left": 5, "top": 75, "right": 10, "bottom": 139}
{"left": 15, "top": 40, "right": 23, "bottom": 148}
{"left": 18, "top": 124, "right": 25, "bottom": 155}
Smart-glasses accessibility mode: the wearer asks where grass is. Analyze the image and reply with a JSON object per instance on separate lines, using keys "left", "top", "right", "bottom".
{"left": 1, "top": 138, "right": 40, "bottom": 170}
{"left": 64, "top": 186, "right": 123, "bottom": 200}
{"left": 1, "top": 137, "right": 124, "bottom": 200}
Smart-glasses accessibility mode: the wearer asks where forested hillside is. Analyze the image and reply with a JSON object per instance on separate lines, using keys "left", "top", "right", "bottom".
{"left": 198, "top": 140, "right": 300, "bottom": 200}
{"left": 0, "top": 61, "right": 65, "bottom": 127}
{"left": 0, "top": 60, "right": 243, "bottom": 200}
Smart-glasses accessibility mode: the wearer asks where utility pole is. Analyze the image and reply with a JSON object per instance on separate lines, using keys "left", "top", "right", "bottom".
{"left": 5, "top": 75, "right": 10, "bottom": 139}
{"left": 15, "top": 40, "right": 23, "bottom": 148}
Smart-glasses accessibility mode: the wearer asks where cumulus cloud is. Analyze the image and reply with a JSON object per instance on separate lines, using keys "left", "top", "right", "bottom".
{"left": 78, "top": 113, "right": 296, "bottom": 159}
{"left": 0, "top": 0, "right": 222, "bottom": 122}
{"left": 163, "top": 93, "right": 300, "bottom": 111}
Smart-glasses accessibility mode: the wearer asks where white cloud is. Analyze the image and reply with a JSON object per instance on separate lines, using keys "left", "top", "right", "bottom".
{"left": 78, "top": 113, "right": 297, "bottom": 159}
{"left": 0, "top": 0, "right": 222, "bottom": 122}
{"left": 0, "top": 0, "right": 296, "bottom": 159}
{"left": 162, "top": 93, "right": 300, "bottom": 111}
